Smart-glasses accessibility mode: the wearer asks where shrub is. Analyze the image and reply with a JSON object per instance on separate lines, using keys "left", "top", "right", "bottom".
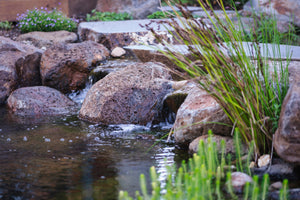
{"left": 0, "top": 21, "right": 12, "bottom": 30}
{"left": 86, "top": 10, "right": 133, "bottom": 22}
{"left": 16, "top": 7, "right": 78, "bottom": 33}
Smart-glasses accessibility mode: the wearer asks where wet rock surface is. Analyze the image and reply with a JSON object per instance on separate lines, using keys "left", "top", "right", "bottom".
{"left": 172, "top": 83, "right": 232, "bottom": 145}
{"left": 253, "top": 158, "right": 299, "bottom": 181}
{"left": 91, "top": 59, "right": 140, "bottom": 81}
{"left": 16, "top": 31, "right": 78, "bottom": 49}
{"left": 7, "top": 86, "right": 76, "bottom": 116}
{"left": 0, "top": 36, "right": 41, "bottom": 104}
{"left": 79, "top": 62, "right": 173, "bottom": 125}
{"left": 274, "top": 64, "right": 300, "bottom": 165}
{"left": 40, "top": 41, "right": 109, "bottom": 93}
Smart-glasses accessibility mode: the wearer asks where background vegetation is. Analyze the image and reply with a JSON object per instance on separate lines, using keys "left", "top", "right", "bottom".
{"left": 16, "top": 7, "right": 77, "bottom": 33}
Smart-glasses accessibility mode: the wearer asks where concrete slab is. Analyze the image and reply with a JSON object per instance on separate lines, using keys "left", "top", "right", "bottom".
{"left": 125, "top": 42, "right": 300, "bottom": 62}
{"left": 78, "top": 19, "right": 176, "bottom": 50}
{"left": 159, "top": 6, "right": 203, "bottom": 12}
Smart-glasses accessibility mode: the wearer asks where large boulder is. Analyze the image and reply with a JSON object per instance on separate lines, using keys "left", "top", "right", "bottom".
{"left": 244, "top": 0, "right": 300, "bottom": 27}
{"left": 173, "top": 83, "right": 232, "bottom": 145}
{"left": 40, "top": 41, "right": 109, "bottom": 93}
{"left": 7, "top": 86, "right": 76, "bottom": 116}
{"left": 79, "top": 62, "right": 173, "bottom": 125}
{"left": 16, "top": 31, "right": 78, "bottom": 49}
{"left": 274, "top": 63, "right": 300, "bottom": 165}
{"left": 0, "top": 36, "right": 42, "bottom": 104}
{"left": 95, "top": 0, "right": 159, "bottom": 19}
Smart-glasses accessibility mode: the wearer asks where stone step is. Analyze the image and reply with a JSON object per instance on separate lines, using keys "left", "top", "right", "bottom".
{"left": 78, "top": 19, "right": 175, "bottom": 50}
{"left": 77, "top": 10, "right": 241, "bottom": 50}
{"left": 125, "top": 42, "right": 300, "bottom": 63}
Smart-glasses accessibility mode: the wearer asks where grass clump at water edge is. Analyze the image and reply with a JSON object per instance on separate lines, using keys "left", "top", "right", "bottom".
{"left": 148, "top": 0, "right": 290, "bottom": 158}
{"left": 119, "top": 131, "right": 289, "bottom": 200}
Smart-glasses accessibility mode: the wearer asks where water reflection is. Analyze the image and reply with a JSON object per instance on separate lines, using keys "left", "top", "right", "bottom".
{"left": 0, "top": 106, "right": 188, "bottom": 200}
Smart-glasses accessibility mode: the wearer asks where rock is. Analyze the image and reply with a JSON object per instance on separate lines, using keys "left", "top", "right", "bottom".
{"left": 244, "top": 0, "right": 300, "bottom": 27}
{"left": 95, "top": 0, "right": 159, "bottom": 19}
{"left": 189, "top": 134, "right": 236, "bottom": 154}
{"left": 111, "top": 47, "right": 126, "bottom": 58}
{"left": 258, "top": 154, "right": 271, "bottom": 168}
{"left": 0, "top": 36, "right": 41, "bottom": 104}
{"left": 16, "top": 31, "right": 78, "bottom": 49}
{"left": 40, "top": 41, "right": 109, "bottom": 93}
{"left": 7, "top": 86, "right": 76, "bottom": 116}
{"left": 163, "top": 81, "right": 192, "bottom": 114}
{"left": 172, "top": 83, "right": 232, "bottom": 145}
{"left": 252, "top": 158, "right": 297, "bottom": 180}
{"left": 268, "top": 188, "right": 300, "bottom": 200}
{"left": 79, "top": 62, "right": 173, "bottom": 125}
{"left": 78, "top": 19, "right": 175, "bottom": 50}
{"left": 91, "top": 59, "right": 140, "bottom": 81}
{"left": 16, "top": 52, "right": 42, "bottom": 87}
{"left": 231, "top": 172, "right": 253, "bottom": 194}
{"left": 269, "top": 181, "right": 283, "bottom": 192}
{"left": 274, "top": 64, "right": 300, "bottom": 165}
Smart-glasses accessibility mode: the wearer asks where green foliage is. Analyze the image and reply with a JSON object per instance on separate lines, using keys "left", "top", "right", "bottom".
{"left": 86, "top": 10, "right": 133, "bottom": 22}
{"left": 119, "top": 132, "right": 289, "bottom": 200}
{"left": 0, "top": 21, "right": 12, "bottom": 30}
{"left": 147, "top": 11, "right": 178, "bottom": 19}
{"left": 241, "top": 14, "right": 300, "bottom": 45}
{"left": 161, "top": 0, "right": 248, "bottom": 9}
{"left": 16, "top": 8, "right": 77, "bottom": 33}
{"left": 150, "top": 0, "right": 290, "bottom": 157}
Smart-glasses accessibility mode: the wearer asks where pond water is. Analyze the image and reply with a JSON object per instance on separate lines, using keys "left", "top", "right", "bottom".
{"left": 0, "top": 106, "right": 188, "bottom": 200}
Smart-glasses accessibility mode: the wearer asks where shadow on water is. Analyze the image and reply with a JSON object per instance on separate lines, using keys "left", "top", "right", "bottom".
{"left": 0, "top": 106, "right": 189, "bottom": 200}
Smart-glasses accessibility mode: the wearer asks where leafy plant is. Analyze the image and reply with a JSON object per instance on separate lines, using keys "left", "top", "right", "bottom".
{"left": 0, "top": 21, "right": 12, "bottom": 30}
{"left": 119, "top": 131, "right": 289, "bottom": 200}
{"left": 16, "top": 7, "right": 78, "bottom": 33}
{"left": 86, "top": 10, "right": 133, "bottom": 22}
{"left": 149, "top": 0, "right": 290, "bottom": 157}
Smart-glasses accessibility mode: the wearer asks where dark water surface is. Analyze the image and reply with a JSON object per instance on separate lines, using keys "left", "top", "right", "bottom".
{"left": 0, "top": 106, "right": 188, "bottom": 200}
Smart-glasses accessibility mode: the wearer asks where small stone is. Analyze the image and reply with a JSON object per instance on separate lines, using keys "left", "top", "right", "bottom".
{"left": 269, "top": 181, "right": 282, "bottom": 192}
{"left": 249, "top": 161, "right": 256, "bottom": 168}
{"left": 231, "top": 172, "right": 253, "bottom": 194}
{"left": 258, "top": 154, "right": 271, "bottom": 168}
{"left": 23, "top": 136, "right": 28, "bottom": 141}
{"left": 111, "top": 47, "right": 126, "bottom": 58}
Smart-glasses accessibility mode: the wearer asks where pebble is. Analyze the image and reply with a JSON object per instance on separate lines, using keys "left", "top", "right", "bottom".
{"left": 60, "top": 138, "right": 65, "bottom": 142}
{"left": 44, "top": 138, "right": 51, "bottom": 142}
{"left": 7, "top": 138, "right": 11, "bottom": 142}
{"left": 69, "top": 140, "right": 73, "bottom": 143}
{"left": 269, "top": 181, "right": 282, "bottom": 191}
{"left": 23, "top": 136, "right": 28, "bottom": 141}
{"left": 111, "top": 47, "right": 126, "bottom": 58}
{"left": 231, "top": 172, "right": 253, "bottom": 193}
{"left": 258, "top": 154, "right": 271, "bottom": 168}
